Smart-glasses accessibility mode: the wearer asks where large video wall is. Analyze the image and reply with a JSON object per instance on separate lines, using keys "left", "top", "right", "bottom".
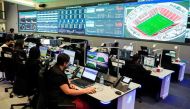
{"left": 18, "top": 0, "right": 189, "bottom": 43}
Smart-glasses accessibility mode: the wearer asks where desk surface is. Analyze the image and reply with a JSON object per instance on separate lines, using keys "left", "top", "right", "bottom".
{"left": 172, "top": 61, "right": 186, "bottom": 66}
{"left": 144, "top": 66, "right": 174, "bottom": 79}
{"left": 84, "top": 82, "right": 140, "bottom": 102}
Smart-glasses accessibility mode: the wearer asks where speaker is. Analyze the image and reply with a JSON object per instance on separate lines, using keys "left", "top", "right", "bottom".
{"left": 39, "top": 4, "right": 46, "bottom": 8}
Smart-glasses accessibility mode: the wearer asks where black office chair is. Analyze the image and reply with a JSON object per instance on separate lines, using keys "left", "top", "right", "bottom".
{"left": 10, "top": 50, "right": 35, "bottom": 109}
{"left": 10, "top": 59, "right": 32, "bottom": 109}
{"left": 161, "top": 55, "right": 172, "bottom": 69}
{"left": 37, "top": 61, "right": 76, "bottom": 109}
{"left": 1, "top": 47, "right": 15, "bottom": 92}
{"left": 121, "top": 63, "right": 151, "bottom": 103}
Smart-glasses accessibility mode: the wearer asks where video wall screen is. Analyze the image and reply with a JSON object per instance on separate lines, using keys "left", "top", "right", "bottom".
{"left": 58, "top": 8, "right": 85, "bottom": 35}
{"left": 37, "top": 10, "right": 59, "bottom": 33}
{"left": 85, "top": 4, "right": 125, "bottom": 37}
{"left": 18, "top": 0, "right": 189, "bottom": 43}
{"left": 124, "top": 0, "right": 189, "bottom": 43}
{"left": 19, "top": 11, "right": 37, "bottom": 32}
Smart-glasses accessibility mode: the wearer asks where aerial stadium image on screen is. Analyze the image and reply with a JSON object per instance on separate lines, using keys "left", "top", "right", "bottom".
{"left": 124, "top": 0, "right": 189, "bottom": 42}
{"left": 86, "top": 51, "right": 108, "bottom": 72}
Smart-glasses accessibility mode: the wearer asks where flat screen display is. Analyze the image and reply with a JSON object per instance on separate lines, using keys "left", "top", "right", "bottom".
{"left": 124, "top": 0, "right": 189, "bottom": 43}
{"left": 19, "top": 11, "right": 37, "bottom": 32}
{"left": 18, "top": 0, "right": 189, "bottom": 43}
{"left": 61, "top": 49, "right": 76, "bottom": 65}
{"left": 58, "top": 8, "right": 85, "bottom": 35}
{"left": 37, "top": 10, "right": 59, "bottom": 33}
{"left": 85, "top": 4, "right": 125, "bottom": 37}
{"left": 82, "top": 67, "right": 98, "bottom": 81}
{"left": 143, "top": 56, "right": 155, "bottom": 67}
{"left": 86, "top": 51, "right": 109, "bottom": 73}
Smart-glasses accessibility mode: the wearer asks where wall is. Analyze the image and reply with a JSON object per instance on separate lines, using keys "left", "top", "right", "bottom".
{"left": 36, "top": 0, "right": 116, "bottom": 9}
{"left": 5, "top": 2, "right": 190, "bottom": 74}
{"left": 5, "top": 2, "right": 18, "bottom": 33}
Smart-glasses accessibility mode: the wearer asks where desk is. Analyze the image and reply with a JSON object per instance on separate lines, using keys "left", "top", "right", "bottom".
{"left": 70, "top": 66, "right": 141, "bottom": 109}
{"left": 78, "top": 82, "right": 140, "bottom": 109}
{"left": 144, "top": 66, "right": 174, "bottom": 100}
{"left": 172, "top": 62, "right": 186, "bottom": 82}
{"left": 112, "top": 62, "right": 123, "bottom": 68}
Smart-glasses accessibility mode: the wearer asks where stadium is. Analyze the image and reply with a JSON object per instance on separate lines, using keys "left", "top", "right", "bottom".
{"left": 125, "top": 2, "right": 188, "bottom": 41}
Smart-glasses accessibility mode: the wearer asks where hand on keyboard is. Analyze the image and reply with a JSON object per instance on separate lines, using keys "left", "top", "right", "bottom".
{"left": 84, "top": 87, "right": 96, "bottom": 94}
{"left": 70, "top": 84, "right": 78, "bottom": 90}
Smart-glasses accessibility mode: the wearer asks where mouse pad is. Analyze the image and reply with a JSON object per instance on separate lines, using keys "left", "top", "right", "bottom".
{"left": 115, "top": 83, "right": 129, "bottom": 92}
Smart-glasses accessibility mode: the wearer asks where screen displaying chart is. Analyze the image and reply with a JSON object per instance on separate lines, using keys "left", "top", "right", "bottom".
{"left": 19, "top": 11, "right": 37, "bottom": 32}
{"left": 58, "top": 8, "right": 85, "bottom": 35}
{"left": 37, "top": 10, "right": 59, "bottom": 33}
{"left": 85, "top": 4, "right": 125, "bottom": 37}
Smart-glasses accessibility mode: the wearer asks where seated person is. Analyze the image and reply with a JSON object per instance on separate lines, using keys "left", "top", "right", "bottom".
{"left": 13, "top": 39, "right": 27, "bottom": 62}
{"left": 0, "top": 35, "right": 14, "bottom": 52}
{"left": 45, "top": 53, "right": 96, "bottom": 109}
{"left": 121, "top": 54, "right": 151, "bottom": 88}
{"left": 25, "top": 46, "right": 42, "bottom": 94}
{"left": 124, "top": 54, "right": 151, "bottom": 76}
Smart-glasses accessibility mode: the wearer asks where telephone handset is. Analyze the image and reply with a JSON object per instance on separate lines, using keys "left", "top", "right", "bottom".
{"left": 113, "top": 76, "right": 131, "bottom": 88}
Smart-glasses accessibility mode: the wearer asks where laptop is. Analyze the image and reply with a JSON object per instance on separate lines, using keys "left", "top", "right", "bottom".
{"left": 71, "top": 67, "right": 98, "bottom": 88}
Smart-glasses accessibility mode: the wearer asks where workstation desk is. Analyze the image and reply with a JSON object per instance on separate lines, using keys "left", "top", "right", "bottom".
{"left": 65, "top": 65, "right": 141, "bottom": 109}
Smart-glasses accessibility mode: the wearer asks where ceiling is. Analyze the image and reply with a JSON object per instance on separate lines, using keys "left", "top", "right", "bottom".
{"left": 4, "top": 0, "right": 116, "bottom": 8}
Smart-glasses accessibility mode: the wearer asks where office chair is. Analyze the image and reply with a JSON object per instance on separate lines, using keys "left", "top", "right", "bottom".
{"left": 10, "top": 58, "right": 34, "bottom": 109}
{"left": 1, "top": 47, "right": 14, "bottom": 92}
{"left": 37, "top": 61, "right": 76, "bottom": 109}
{"left": 161, "top": 55, "right": 172, "bottom": 69}
{"left": 121, "top": 63, "right": 151, "bottom": 103}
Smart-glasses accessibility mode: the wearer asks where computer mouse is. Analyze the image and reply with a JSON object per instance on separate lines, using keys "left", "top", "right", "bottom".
{"left": 115, "top": 91, "right": 122, "bottom": 95}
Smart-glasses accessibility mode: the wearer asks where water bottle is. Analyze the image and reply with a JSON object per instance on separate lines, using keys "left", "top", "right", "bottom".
{"left": 100, "top": 75, "right": 104, "bottom": 85}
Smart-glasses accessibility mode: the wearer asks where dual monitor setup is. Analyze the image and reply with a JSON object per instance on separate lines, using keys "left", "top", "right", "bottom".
{"left": 140, "top": 49, "right": 177, "bottom": 68}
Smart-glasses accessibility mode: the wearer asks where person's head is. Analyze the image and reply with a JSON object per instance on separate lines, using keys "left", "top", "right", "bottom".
{"left": 56, "top": 53, "right": 70, "bottom": 71}
{"left": 29, "top": 46, "right": 40, "bottom": 60}
{"left": 132, "top": 54, "right": 140, "bottom": 64}
{"left": 15, "top": 39, "right": 24, "bottom": 50}
{"left": 10, "top": 28, "right": 14, "bottom": 33}
{"left": 5, "top": 35, "right": 14, "bottom": 46}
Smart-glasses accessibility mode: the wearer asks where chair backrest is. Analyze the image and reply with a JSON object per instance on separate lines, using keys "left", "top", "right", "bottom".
{"left": 122, "top": 63, "right": 146, "bottom": 85}
{"left": 12, "top": 61, "right": 28, "bottom": 96}
{"left": 1, "top": 47, "right": 14, "bottom": 81}
{"left": 36, "top": 61, "right": 49, "bottom": 109}
{"left": 161, "top": 55, "right": 172, "bottom": 69}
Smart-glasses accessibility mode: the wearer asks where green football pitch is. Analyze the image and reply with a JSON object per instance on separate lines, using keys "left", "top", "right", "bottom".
{"left": 137, "top": 14, "right": 174, "bottom": 36}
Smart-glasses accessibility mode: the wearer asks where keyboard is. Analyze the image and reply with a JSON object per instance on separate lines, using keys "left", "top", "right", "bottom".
{"left": 71, "top": 79, "right": 94, "bottom": 88}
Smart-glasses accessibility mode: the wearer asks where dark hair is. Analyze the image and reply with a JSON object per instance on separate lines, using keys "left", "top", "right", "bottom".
{"left": 5, "top": 34, "right": 14, "bottom": 42}
{"left": 15, "top": 39, "right": 24, "bottom": 50}
{"left": 132, "top": 54, "right": 140, "bottom": 63}
{"left": 57, "top": 53, "right": 70, "bottom": 65}
{"left": 10, "top": 28, "right": 14, "bottom": 33}
{"left": 29, "top": 46, "right": 40, "bottom": 60}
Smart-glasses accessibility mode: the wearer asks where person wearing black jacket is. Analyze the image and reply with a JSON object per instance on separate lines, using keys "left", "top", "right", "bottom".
{"left": 45, "top": 53, "right": 96, "bottom": 109}
{"left": 25, "top": 46, "right": 42, "bottom": 94}
{"left": 122, "top": 54, "right": 151, "bottom": 97}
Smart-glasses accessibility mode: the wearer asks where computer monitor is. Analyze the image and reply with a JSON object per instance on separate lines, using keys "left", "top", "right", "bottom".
{"left": 124, "top": 45, "right": 133, "bottom": 51}
{"left": 166, "top": 50, "right": 176, "bottom": 58}
{"left": 60, "top": 49, "right": 76, "bottom": 65}
{"left": 141, "top": 46, "right": 148, "bottom": 52}
{"left": 41, "top": 39, "right": 50, "bottom": 45}
{"left": 86, "top": 51, "right": 109, "bottom": 73}
{"left": 50, "top": 39, "right": 62, "bottom": 47}
{"left": 143, "top": 56, "right": 156, "bottom": 67}
{"left": 39, "top": 46, "right": 48, "bottom": 57}
{"left": 119, "top": 49, "right": 132, "bottom": 61}
{"left": 82, "top": 67, "right": 98, "bottom": 81}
